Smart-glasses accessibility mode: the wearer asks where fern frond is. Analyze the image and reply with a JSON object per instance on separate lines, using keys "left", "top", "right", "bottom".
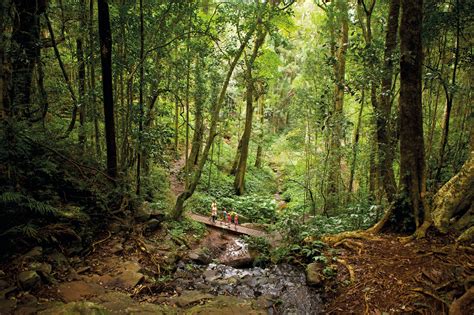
{"left": 0, "top": 191, "right": 24, "bottom": 203}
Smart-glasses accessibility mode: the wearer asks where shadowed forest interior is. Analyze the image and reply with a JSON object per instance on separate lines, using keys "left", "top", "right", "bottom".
{"left": 0, "top": 0, "right": 472, "bottom": 314}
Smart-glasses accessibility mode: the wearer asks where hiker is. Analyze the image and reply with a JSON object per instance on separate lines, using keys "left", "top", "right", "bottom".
{"left": 210, "top": 201, "right": 217, "bottom": 223}
{"left": 222, "top": 207, "right": 227, "bottom": 226}
{"left": 234, "top": 213, "right": 239, "bottom": 229}
{"left": 227, "top": 212, "right": 232, "bottom": 227}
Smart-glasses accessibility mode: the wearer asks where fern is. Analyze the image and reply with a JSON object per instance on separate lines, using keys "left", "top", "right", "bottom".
{"left": 0, "top": 192, "right": 59, "bottom": 216}
{"left": 0, "top": 191, "right": 23, "bottom": 203}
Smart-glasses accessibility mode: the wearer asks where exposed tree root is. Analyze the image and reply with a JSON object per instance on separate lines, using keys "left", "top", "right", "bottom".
{"left": 322, "top": 231, "right": 375, "bottom": 245}
{"left": 449, "top": 287, "right": 474, "bottom": 315}
{"left": 90, "top": 230, "right": 112, "bottom": 254}
{"left": 334, "top": 239, "right": 364, "bottom": 255}
{"left": 410, "top": 287, "right": 450, "bottom": 308}
{"left": 337, "top": 258, "right": 355, "bottom": 283}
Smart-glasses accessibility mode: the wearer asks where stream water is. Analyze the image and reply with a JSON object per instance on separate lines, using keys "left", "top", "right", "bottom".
{"left": 175, "top": 238, "right": 323, "bottom": 314}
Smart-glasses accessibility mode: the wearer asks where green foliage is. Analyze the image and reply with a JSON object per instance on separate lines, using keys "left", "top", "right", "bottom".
{"left": 166, "top": 218, "right": 207, "bottom": 240}
{"left": 0, "top": 123, "right": 119, "bottom": 253}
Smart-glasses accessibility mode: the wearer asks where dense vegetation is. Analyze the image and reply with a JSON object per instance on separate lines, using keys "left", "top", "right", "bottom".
{"left": 0, "top": 0, "right": 472, "bottom": 311}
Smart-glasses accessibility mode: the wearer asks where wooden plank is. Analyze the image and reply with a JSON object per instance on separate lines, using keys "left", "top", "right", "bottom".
{"left": 187, "top": 213, "right": 267, "bottom": 238}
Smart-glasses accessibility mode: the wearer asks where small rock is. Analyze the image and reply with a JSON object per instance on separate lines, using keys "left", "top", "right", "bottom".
{"left": 171, "top": 290, "right": 213, "bottom": 307}
{"left": 18, "top": 292, "right": 38, "bottom": 306}
{"left": 0, "top": 270, "right": 5, "bottom": 278}
{"left": 110, "top": 242, "right": 124, "bottom": 254}
{"left": 23, "top": 247, "right": 43, "bottom": 260}
{"left": 18, "top": 271, "right": 41, "bottom": 290}
{"left": 203, "top": 270, "right": 220, "bottom": 282}
{"left": 144, "top": 219, "right": 161, "bottom": 235}
{"left": 48, "top": 251, "right": 69, "bottom": 270}
{"left": 306, "top": 262, "right": 324, "bottom": 287}
{"left": 29, "top": 262, "right": 52, "bottom": 276}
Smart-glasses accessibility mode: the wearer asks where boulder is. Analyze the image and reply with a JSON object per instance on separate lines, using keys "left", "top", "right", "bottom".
{"left": 306, "top": 263, "right": 324, "bottom": 287}
{"left": 18, "top": 271, "right": 41, "bottom": 290}
{"left": 57, "top": 281, "right": 105, "bottom": 303}
{"left": 188, "top": 249, "right": 212, "bottom": 265}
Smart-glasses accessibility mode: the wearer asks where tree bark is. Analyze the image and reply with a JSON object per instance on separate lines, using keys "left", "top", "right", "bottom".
{"left": 376, "top": 0, "right": 399, "bottom": 202}
{"left": 397, "top": 0, "right": 427, "bottom": 230}
{"left": 98, "top": 0, "right": 118, "bottom": 178}
{"left": 10, "top": 0, "right": 45, "bottom": 118}
{"left": 254, "top": 93, "right": 265, "bottom": 168}
{"left": 432, "top": 149, "right": 473, "bottom": 233}
{"left": 327, "top": 0, "right": 348, "bottom": 211}
{"left": 0, "top": 0, "right": 9, "bottom": 119}
{"left": 136, "top": 0, "right": 144, "bottom": 194}
{"left": 187, "top": 54, "right": 205, "bottom": 172}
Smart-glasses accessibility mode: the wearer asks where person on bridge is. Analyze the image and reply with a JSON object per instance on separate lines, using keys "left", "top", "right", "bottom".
{"left": 234, "top": 213, "right": 239, "bottom": 229}
{"left": 222, "top": 207, "right": 227, "bottom": 226}
{"left": 210, "top": 201, "right": 218, "bottom": 224}
{"left": 227, "top": 212, "right": 232, "bottom": 227}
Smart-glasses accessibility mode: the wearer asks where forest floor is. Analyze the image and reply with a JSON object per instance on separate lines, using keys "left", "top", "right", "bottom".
{"left": 323, "top": 233, "right": 474, "bottom": 314}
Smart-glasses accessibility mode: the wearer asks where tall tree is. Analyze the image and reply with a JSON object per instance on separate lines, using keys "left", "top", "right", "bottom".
{"left": 326, "top": 0, "right": 349, "bottom": 211}
{"left": 233, "top": 24, "right": 267, "bottom": 195}
{"left": 98, "top": 0, "right": 118, "bottom": 178}
{"left": 10, "top": 0, "right": 46, "bottom": 118}
{"left": 397, "top": 0, "right": 428, "bottom": 233}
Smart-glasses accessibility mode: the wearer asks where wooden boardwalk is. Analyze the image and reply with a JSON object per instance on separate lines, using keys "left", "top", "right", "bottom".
{"left": 187, "top": 213, "right": 267, "bottom": 238}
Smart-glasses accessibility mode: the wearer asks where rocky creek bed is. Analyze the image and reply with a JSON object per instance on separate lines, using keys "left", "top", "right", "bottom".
{"left": 173, "top": 261, "right": 323, "bottom": 314}
{"left": 0, "top": 225, "right": 324, "bottom": 314}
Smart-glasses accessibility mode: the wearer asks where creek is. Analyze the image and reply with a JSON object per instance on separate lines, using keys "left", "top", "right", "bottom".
{"left": 174, "top": 237, "right": 323, "bottom": 314}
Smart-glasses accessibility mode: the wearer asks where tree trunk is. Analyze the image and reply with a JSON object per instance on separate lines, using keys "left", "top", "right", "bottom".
{"left": 98, "top": 0, "right": 118, "bottom": 178}
{"left": 435, "top": 6, "right": 460, "bottom": 184}
{"left": 187, "top": 54, "right": 205, "bottom": 173}
{"left": 0, "top": 0, "right": 9, "bottom": 119}
{"left": 396, "top": 0, "right": 427, "bottom": 231}
{"left": 327, "top": 0, "right": 348, "bottom": 211}
{"left": 173, "top": 24, "right": 256, "bottom": 219}
{"left": 254, "top": 93, "right": 265, "bottom": 168}
{"left": 432, "top": 149, "right": 473, "bottom": 234}
{"left": 10, "top": 0, "right": 45, "bottom": 118}
{"left": 234, "top": 28, "right": 266, "bottom": 195}
{"left": 348, "top": 90, "right": 365, "bottom": 194}
{"left": 136, "top": 0, "right": 144, "bottom": 194}
{"left": 77, "top": 37, "right": 86, "bottom": 146}
{"left": 89, "top": 0, "right": 101, "bottom": 158}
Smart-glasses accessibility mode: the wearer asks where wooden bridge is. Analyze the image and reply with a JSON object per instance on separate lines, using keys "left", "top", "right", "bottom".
{"left": 187, "top": 213, "right": 267, "bottom": 238}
